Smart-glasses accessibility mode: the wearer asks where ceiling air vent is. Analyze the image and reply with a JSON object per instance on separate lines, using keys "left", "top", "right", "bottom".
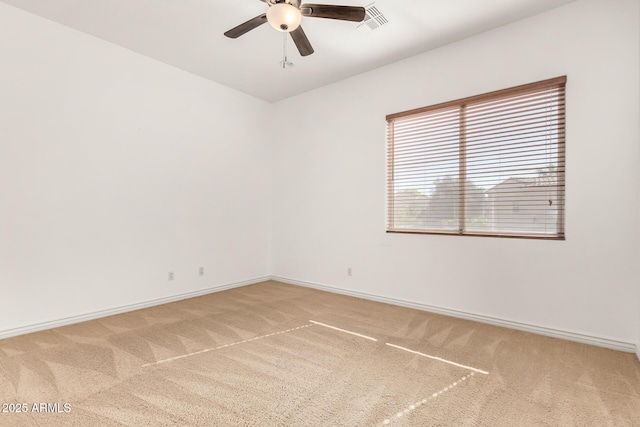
{"left": 354, "top": 3, "right": 388, "bottom": 34}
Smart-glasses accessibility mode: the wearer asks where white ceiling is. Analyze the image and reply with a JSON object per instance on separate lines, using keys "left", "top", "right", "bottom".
{"left": 1, "top": 0, "right": 577, "bottom": 102}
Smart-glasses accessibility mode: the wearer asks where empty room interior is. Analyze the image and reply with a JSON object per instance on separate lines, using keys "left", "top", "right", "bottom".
{"left": 1, "top": 0, "right": 639, "bottom": 425}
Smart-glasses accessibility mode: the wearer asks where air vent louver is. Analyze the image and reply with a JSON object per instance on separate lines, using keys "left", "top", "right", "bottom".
{"left": 354, "top": 3, "right": 388, "bottom": 33}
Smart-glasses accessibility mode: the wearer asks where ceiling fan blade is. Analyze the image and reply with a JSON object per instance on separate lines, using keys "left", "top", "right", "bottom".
{"left": 224, "top": 14, "right": 268, "bottom": 39}
{"left": 300, "top": 4, "right": 366, "bottom": 22}
{"left": 290, "top": 26, "right": 314, "bottom": 57}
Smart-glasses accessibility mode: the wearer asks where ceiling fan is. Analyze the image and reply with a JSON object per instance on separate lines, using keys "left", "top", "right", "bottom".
{"left": 224, "top": 0, "right": 366, "bottom": 57}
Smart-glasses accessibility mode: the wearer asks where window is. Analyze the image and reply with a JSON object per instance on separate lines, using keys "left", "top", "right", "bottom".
{"left": 386, "top": 76, "right": 566, "bottom": 239}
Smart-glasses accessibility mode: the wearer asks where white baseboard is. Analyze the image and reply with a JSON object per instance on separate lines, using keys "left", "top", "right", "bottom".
{"left": 0, "top": 276, "right": 271, "bottom": 340}
{"left": 272, "top": 276, "right": 638, "bottom": 354}
{"left": 4, "top": 275, "right": 637, "bottom": 358}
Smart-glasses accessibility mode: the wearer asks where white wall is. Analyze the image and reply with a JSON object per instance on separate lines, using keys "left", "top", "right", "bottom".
{"left": 272, "top": 0, "right": 640, "bottom": 346}
{"left": 0, "top": 4, "right": 272, "bottom": 334}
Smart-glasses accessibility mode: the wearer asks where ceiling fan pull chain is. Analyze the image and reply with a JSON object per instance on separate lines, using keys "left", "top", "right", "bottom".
{"left": 280, "top": 31, "right": 293, "bottom": 69}
{"left": 283, "top": 32, "right": 287, "bottom": 68}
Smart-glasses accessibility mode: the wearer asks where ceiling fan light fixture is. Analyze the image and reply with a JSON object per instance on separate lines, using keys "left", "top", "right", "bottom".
{"left": 266, "top": 3, "right": 302, "bottom": 32}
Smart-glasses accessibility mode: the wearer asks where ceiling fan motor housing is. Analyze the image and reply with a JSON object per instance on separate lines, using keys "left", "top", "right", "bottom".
{"left": 267, "top": 0, "right": 301, "bottom": 7}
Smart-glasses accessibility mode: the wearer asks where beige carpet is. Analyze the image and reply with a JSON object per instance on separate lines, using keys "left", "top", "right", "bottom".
{"left": 0, "top": 280, "right": 639, "bottom": 426}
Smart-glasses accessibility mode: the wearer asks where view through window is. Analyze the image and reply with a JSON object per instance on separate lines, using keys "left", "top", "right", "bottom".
{"left": 386, "top": 77, "right": 566, "bottom": 239}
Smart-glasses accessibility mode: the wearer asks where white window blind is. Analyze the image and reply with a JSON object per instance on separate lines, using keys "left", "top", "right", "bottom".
{"left": 387, "top": 76, "right": 566, "bottom": 239}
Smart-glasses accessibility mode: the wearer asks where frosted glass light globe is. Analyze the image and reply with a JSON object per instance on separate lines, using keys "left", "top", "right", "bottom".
{"left": 266, "top": 3, "right": 302, "bottom": 32}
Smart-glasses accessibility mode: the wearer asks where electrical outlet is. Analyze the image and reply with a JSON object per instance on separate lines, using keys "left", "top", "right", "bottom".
{"left": 168, "top": 272, "right": 174, "bottom": 281}
{"left": 347, "top": 267, "right": 352, "bottom": 276}
{"left": 199, "top": 267, "right": 204, "bottom": 276}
